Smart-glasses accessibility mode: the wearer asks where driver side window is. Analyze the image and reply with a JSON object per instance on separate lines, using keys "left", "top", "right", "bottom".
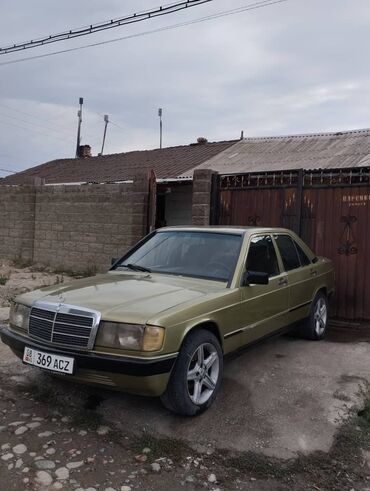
{"left": 246, "top": 235, "right": 280, "bottom": 277}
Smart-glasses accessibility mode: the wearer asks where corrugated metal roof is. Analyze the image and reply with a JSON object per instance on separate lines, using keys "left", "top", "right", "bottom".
{"left": 179, "top": 128, "right": 370, "bottom": 177}
{"left": 1, "top": 140, "right": 236, "bottom": 185}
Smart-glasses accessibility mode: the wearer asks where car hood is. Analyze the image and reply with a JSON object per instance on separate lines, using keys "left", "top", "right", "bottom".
{"left": 15, "top": 271, "right": 226, "bottom": 324}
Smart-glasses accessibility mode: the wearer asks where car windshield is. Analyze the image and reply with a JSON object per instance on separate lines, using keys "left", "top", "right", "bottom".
{"left": 115, "top": 231, "right": 243, "bottom": 282}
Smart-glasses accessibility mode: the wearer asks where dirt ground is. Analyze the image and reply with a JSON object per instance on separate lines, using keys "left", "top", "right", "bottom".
{"left": 0, "top": 259, "right": 74, "bottom": 322}
{"left": 0, "top": 262, "right": 370, "bottom": 490}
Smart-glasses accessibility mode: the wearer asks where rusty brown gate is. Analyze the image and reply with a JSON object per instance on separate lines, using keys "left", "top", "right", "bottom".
{"left": 212, "top": 167, "right": 370, "bottom": 322}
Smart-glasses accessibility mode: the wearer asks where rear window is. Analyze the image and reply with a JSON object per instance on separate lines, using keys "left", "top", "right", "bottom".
{"left": 294, "top": 241, "right": 311, "bottom": 266}
{"left": 247, "top": 235, "right": 280, "bottom": 277}
{"left": 274, "top": 235, "right": 301, "bottom": 271}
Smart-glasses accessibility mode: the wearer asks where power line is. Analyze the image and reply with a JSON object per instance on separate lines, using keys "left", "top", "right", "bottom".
{"left": 0, "top": 118, "right": 71, "bottom": 142}
{"left": 0, "top": 101, "right": 76, "bottom": 136}
{"left": 0, "top": 102, "right": 101, "bottom": 147}
{"left": 0, "top": 111, "right": 74, "bottom": 139}
{"left": 96, "top": 111, "right": 126, "bottom": 131}
{"left": 0, "top": 101, "right": 106, "bottom": 156}
{"left": 0, "top": 167, "right": 18, "bottom": 174}
{"left": 0, "top": 0, "right": 288, "bottom": 66}
{"left": 106, "top": 120, "right": 125, "bottom": 131}
{"left": 0, "top": 0, "right": 213, "bottom": 55}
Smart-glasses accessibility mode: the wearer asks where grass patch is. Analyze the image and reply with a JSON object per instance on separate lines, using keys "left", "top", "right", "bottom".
{"left": 17, "top": 381, "right": 61, "bottom": 405}
{"left": 52, "top": 264, "right": 98, "bottom": 278}
{"left": 10, "top": 261, "right": 98, "bottom": 279}
{"left": 0, "top": 275, "right": 8, "bottom": 285}
{"left": 29, "top": 264, "right": 50, "bottom": 273}
{"left": 222, "top": 451, "right": 286, "bottom": 479}
{"left": 70, "top": 408, "right": 103, "bottom": 430}
{"left": 133, "top": 433, "right": 192, "bottom": 461}
{"left": 12, "top": 256, "right": 33, "bottom": 269}
{"left": 219, "top": 389, "right": 370, "bottom": 487}
{"left": 358, "top": 397, "right": 370, "bottom": 425}
{"left": 14, "top": 379, "right": 104, "bottom": 430}
{"left": 53, "top": 275, "right": 65, "bottom": 285}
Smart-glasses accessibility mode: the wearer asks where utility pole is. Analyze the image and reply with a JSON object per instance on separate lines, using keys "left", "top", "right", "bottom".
{"left": 158, "top": 108, "right": 163, "bottom": 149}
{"left": 100, "top": 114, "right": 109, "bottom": 155}
{"left": 75, "top": 97, "right": 83, "bottom": 158}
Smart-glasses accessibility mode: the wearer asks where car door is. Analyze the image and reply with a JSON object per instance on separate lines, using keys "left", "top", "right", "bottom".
{"left": 240, "top": 234, "right": 290, "bottom": 345}
{"left": 273, "top": 234, "right": 317, "bottom": 322}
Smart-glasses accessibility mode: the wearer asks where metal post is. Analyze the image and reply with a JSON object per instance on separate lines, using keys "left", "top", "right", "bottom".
{"left": 100, "top": 114, "right": 109, "bottom": 155}
{"left": 158, "top": 108, "right": 163, "bottom": 149}
{"left": 296, "top": 168, "right": 304, "bottom": 237}
{"left": 75, "top": 97, "right": 83, "bottom": 158}
{"left": 210, "top": 173, "right": 220, "bottom": 225}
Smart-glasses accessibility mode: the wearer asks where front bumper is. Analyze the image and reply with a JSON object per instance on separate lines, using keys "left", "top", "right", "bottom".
{"left": 0, "top": 325, "right": 176, "bottom": 396}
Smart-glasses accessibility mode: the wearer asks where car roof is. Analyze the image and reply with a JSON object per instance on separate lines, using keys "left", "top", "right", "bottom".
{"left": 157, "top": 226, "right": 295, "bottom": 235}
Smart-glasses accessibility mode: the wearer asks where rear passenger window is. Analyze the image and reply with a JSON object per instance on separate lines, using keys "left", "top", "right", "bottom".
{"left": 294, "top": 241, "right": 311, "bottom": 266}
{"left": 275, "top": 235, "right": 300, "bottom": 271}
{"left": 247, "top": 235, "right": 280, "bottom": 277}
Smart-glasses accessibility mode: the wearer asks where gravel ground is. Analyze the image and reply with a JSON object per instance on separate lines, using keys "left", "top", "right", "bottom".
{"left": 0, "top": 348, "right": 277, "bottom": 491}
{"left": 0, "top": 261, "right": 370, "bottom": 490}
{"left": 0, "top": 338, "right": 369, "bottom": 491}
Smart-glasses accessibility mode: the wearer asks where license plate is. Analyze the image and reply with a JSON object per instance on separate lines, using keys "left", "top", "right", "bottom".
{"left": 23, "top": 347, "right": 74, "bottom": 375}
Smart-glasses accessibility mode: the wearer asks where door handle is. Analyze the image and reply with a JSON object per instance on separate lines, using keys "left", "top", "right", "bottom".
{"left": 310, "top": 269, "right": 318, "bottom": 277}
{"left": 278, "top": 278, "right": 288, "bottom": 286}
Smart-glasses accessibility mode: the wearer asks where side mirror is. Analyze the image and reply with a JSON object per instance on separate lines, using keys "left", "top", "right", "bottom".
{"left": 111, "top": 257, "right": 118, "bottom": 266}
{"left": 242, "top": 270, "right": 269, "bottom": 286}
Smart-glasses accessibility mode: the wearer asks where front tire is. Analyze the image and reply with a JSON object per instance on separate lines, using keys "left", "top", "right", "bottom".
{"left": 299, "top": 292, "right": 328, "bottom": 340}
{"left": 160, "top": 329, "right": 223, "bottom": 416}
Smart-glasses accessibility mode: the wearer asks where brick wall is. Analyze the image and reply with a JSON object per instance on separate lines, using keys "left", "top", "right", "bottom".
{"left": 0, "top": 172, "right": 151, "bottom": 272}
{"left": 191, "top": 169, "right": 215, "bottom": 226}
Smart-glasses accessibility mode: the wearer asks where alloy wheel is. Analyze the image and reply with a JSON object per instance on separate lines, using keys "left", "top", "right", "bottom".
{"left": 314, "top": 297, "right": 327, "bottom": 336}
{"left": 186, "top": 342, "right": 220, "bottom": 405}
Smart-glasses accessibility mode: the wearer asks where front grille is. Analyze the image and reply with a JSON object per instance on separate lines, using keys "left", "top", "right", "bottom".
{"left": 28, "top": 303, "right": 100, "bottom": 350}
{"left": 32, "top": 307, "right": 55, "bottom": 321}
{"left": 55, "top": 312, "right": 94, "bottom": 327}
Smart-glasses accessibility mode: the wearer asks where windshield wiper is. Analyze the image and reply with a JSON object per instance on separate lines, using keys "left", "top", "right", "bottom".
{"left": 121, "top": 263, "right": 151, "bottom": 273}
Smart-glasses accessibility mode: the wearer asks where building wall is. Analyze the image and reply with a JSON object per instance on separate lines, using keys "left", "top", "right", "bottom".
{"left": 165, "top": 183, "right": 193, "bottom": 226}
{"left": 0, "top": 173, "right": 151, "bottom": 272}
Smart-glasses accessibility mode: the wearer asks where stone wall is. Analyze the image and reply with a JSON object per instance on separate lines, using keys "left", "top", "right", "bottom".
{"left": 0, "top": 172, "right": 151, "bottom": 272}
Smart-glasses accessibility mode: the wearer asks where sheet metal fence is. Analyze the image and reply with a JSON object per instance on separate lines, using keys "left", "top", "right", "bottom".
{"left": 213, "top": 167, "right": 370, "bottom": 321}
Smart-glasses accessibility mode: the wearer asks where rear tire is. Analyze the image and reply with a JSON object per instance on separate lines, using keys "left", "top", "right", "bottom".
{"left": 160, "top": 328, "right": 223, "bottom": 416}
{"left": 298, "top": 292, "right": 328, "bottom": 340}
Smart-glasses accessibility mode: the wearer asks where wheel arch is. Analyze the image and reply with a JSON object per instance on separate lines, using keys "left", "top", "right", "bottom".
{"left": 316, "top": 286, "right": 328, "bottom": 298}
{"left": 312, "top": 286, "right": 330, "bottom": 315}
{"left": 180, "top": 320, "right": 223, "bottom": 352}
{"left": 314, "top": 285, "right": 334, "bottom": 302}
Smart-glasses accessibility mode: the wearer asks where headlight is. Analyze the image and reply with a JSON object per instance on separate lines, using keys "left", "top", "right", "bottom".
{"left": 9, "top": 303, "right": 30, "bottom": 331}
{"left": 96, "top": 322, "right": 165, "bottom": 352}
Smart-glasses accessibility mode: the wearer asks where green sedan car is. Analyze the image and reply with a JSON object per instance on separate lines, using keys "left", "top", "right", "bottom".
{"left": 0, "top": 227, "right": 334, "bottom": 416}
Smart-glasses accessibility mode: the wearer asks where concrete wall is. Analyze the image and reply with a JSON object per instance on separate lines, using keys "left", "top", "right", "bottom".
{"left": 0, "top": 169, "right": 217, "bottom": 272}
{"left": 0, "top": 173, "right": 151, "bottom": 272}
{"left": 0, "top": 186, "right": 36, "bottom": 261}
{"left": 191, "top": 169, "right": 215, "bottom": 226}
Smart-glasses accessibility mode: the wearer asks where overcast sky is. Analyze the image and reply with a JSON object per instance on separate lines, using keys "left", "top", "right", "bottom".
{"left": 0, "top": 0, "right": 369, "bottom": 175}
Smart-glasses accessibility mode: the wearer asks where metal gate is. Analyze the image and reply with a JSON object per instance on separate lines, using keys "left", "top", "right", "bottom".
{"left": 213, "top": 167, "right": 370, "bottom": 322}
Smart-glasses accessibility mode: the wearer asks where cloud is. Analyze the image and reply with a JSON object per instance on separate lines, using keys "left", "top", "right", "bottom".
{"left": 0, "top": 0, "right": 369, "bottom": 174}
